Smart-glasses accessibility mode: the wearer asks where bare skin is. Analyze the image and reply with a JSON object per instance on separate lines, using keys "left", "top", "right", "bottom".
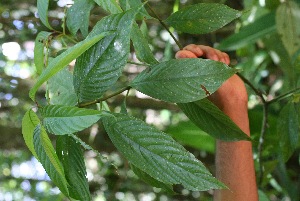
{"left": 176, "top": 44, "right": 258, "bottom": 201}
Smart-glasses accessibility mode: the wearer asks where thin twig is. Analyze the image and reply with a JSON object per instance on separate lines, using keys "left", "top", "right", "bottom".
{"left": 78, "top": 86, "right": 131, "bottom": 107}
{"left": 237, "top": 73, "right": 269, "bottom": 185}
{"left": 144, "top": 1, "right": 183, "bottom": 50}
{"left": 236, "top": 72, "right": 266, "bottom": 104}
{"left": 127, "top": 61, "right": 150, "bottom": 66}
{"left": 267, "top": 87, "right": 300, "bottom": 105}
{"left": 257, "top": 103, "right": 268, "bottom": 185}
{"left": 143, "top": 1, "right": 275, "bottom": 185}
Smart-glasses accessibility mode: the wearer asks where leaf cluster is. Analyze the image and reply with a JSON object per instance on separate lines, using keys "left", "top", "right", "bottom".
{"left": 22, "top": 0, "right": 269, "bottom": 200}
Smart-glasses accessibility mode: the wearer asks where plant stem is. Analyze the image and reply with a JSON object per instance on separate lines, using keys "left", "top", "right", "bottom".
{"left": 257, "top": 103, "right": 268, "bottom": 185}
{"left": 237, "top": 72, "right": 269, "bottom": 185}
{"left": 236, "top": 72, "right": 266, "bottom": 104}
{"left": 78, "top": 86, "right": 132, "bottom": 107}
{"left": 267, "top": 87, "right": 300, "bottom": 105}
{"left": 144, "top": 0, "right": 285, "bottom": 185}
{"left": 127, "top": 61, "right": 150, "bottom": 66}
{"left": 145, "top": 1, "right": 183, "bottom": 50}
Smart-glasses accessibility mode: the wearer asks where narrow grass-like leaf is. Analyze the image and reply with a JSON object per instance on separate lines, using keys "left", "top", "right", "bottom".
{"left": 218, "top": 12, "right": 276, "bottom": 51}
{"left": 22, "top": 109, "right": 40, "bottom": 158}
{"left": 67, "top": 0, "right": 94, "bottom": 37}
{"left": 178, "top": 99, "right": 250, "bottom": 141}
{"left": 33, "top": 124, "right": 69, "bottom": 196}
{"left": 57, "top": 135, "right": 91, "bottom": 201}
{"left": 165, "top": 3, "right": 241, "bottom": 34}
{"left": 73, "top": 9, "right": 137, "bottom": 102}
{"left": 131, "top": 164, "right": 174, "bottom": 193}
{"left": 131, "top": 58, "right": 237, "bottom": 103}
{"left": 103, "top": 113, "right": 225, "bottom": 191}
{"left": 276, "top": 1, "right": 300, "bottom": 56}
{"left": 48, "top": 68, "right": 77, "bottom": 106}
{"left": 34, "top": 31, "right": 52, "bottom": 75}
{"left": 131, "top": 22, "right": 158, "bottom": 65}
{"left": 42, "top": 105, "right": 102, "bottom": 135}
{"left": 94, "top": 0, "right": 122, "bottom": 14}
{"left": 277, "top": 102, "right": 299, "bottom": 161}
{"left": 29, "top": 32, "right": 111, "bottom": 101}
{"left": 37, "top": 0, "right": 53, "bottom": 30}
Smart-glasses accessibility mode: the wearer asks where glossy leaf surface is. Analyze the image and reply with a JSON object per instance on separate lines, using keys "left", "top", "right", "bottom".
{"left": 131, "top": 22, "right": 158, "bottom": 65}
{"left": 73, "top": 9, "right": 137, "bottom": 102}
{"left": 57, "top": 135, "right": 91, "bottom": 201}
{"left": 119, "top": 0, "right": 152, "bottom": 19}
{"left": 131, "top": 164, "right": 174, "bottom": 193}
{"left": 42, "top": 105, "right": 102, "bottom": 135}
{"left": 34, "top": 31, "right": 52, "bottom": 75}
{"left": 178, "top": 98, "right": 250, "bottom": 141}
{"left": 94, "top": 0, "right": 122, "bottom": 14}
{"left": 131, "top": 58, "right": 237, "bottom": 103}
{"left": 166, "top": 121, "right": 215, "bottom": 153}
{"left": 33, "top": 124, "right": 69, "bottom": 196}
{"left": 67, "top": 0, "right": 94, "bottom": 37}
{"left": 165, "top": 3, "right": 241, "bottom": 34}
{"left": 22, "top": 109, "right": 40, "bottom": 158}
{"left": 103, "top": 113, "right": 225, "bottom": 191}
{"left": 48, "top": 68, "right": 77, "bottom": 106}
{"left": 37, "top": 0, "right": 53, "bottom": 30}
{"left": 29, "top": 32, "right": 110, "bottom": 101}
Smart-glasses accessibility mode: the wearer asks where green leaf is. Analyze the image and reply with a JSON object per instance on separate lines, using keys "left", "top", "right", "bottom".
{"left": 34, "top": 31, "right": 52, "bottom": 75}
{"left": 264, "top": 33, "right": 296, "bottom": 87}
{"left": 131, "top": 22, "right": 158, "bottom": 65}
{"left": 22, "top": 109, "right": 40, "bottom": 158}
{"left": 130, "top": 164, "right": 174, "bottom": 193}
{"left": 258, "top": 190, "right": 270, "bottom": 201}
{"left": 119, "top": 0, "right": 153, "bottom": 19}
{"left": 277, "top": 102, "right": 299, "bottom": 161}
{"left": 165, "top": 3, "right": 241, "bottom": 34}
{"left": 94, "top": 0, "right": 122, "bottom": 14}
{"left": 48, "top": 68, "right": 77, "bottom": 106}
{"left": 140, "top": 20, "right": 149, "bottom": 38}
{"left": 57, "top": 135, "right": 91, "bottom": 201}
{"left": 276, "top": 1, "right": 300, "bottom": 56}
{"left": 178, "top": 99, "right": 250, "bottom": 141}
{"left": 218, "top": 12, "right": 276, "bottom": 51}
{"left": 67, "top": 0, "right": 94, "bottom": 37}
{"left": 292, "top": 49, "right": 300, "bottom": 72}
{"left": 33, "top": 124, "right": 69, "bottom": 196}
{"left": 73, "top": 9, "right": 137, "bottom": 102}
{"left": 166, "top": 121, "right": 215, "bottom": 153}
{"left": 37, "top": 0, "right": 53, "bottom": 30}
{"left": 103, "top": 113, "right": 225, "bottom": 191}
{"left": 29, "top": 31, "right": 111, "bottom": 101}
{"left": 42, "top": 105, "right": 102, "bottom": 135}
{"left": 131, "top": 58, "right": 237, "bottom": 103}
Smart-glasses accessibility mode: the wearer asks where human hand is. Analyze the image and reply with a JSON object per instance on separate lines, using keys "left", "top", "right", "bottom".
{"left": 175, "top": 44, "right": 230, "bottom": 65}
{"left": 175, "top": 44, "right": 247, "bottom": 112}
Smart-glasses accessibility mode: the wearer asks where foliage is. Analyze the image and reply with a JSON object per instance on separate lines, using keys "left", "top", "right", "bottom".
{"left": 6, "top": 0, "right": 299, "bottom": 200}
{"left": 218, "top": 0, "right": 300, "bottom": 200}
{"left": 21, "top": 0, "right": 250, "bottom": 199}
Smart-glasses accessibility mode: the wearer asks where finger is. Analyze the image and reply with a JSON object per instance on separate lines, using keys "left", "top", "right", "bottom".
{"left": 214, "top": 49, "right": 226, "bottom": 63}
{"left": 222, "top": 52, "right": 230, "bottom": 65}
{"left": 197, "top": 45, "right": 219, "bottom": 61}
{"left": 198, "top": 45, "right": 230, "bottom": 64}
{"left": 175, "top": 50, "right": 198, "bottom": 59}
{"left": 183, "top": 44, "right": 204, "bottom": 57}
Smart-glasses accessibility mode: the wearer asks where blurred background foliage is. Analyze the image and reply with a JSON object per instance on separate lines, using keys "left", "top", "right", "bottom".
{"left": 0, "top": 0, "right": 300, "bottom": 200}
